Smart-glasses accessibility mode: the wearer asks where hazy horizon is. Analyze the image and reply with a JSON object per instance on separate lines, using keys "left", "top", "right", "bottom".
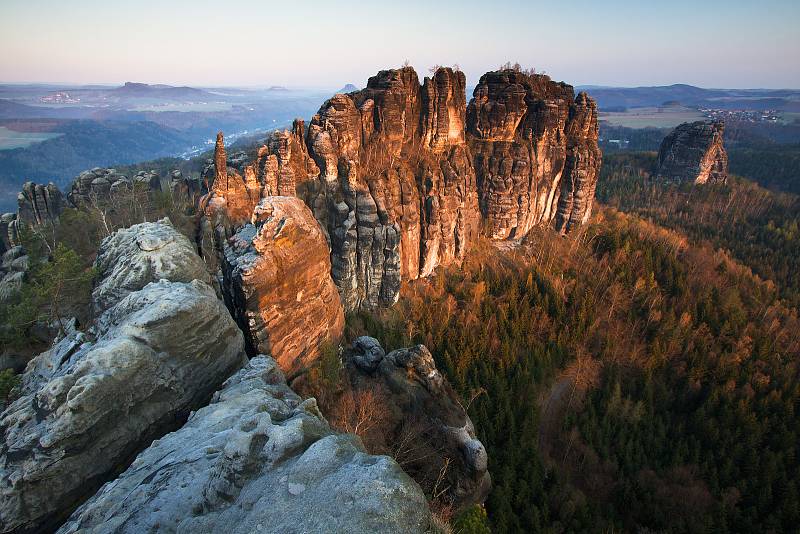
{"left": 2, "top": 0, "right": 799, "bottom": 90}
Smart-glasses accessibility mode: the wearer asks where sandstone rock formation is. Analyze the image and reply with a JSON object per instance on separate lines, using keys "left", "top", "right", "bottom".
{"left": 58, "top": 355, "right": 434, "bottom": 534}
{"left": 0, "top": 245, "right": 26, "bottom": 310}
{"left": 221, "top": 196, "right": 345, "bottom": 371}
{"left": 68, "top": 167, "right": 204, "bottom": 207}
{"left": 0, "top": 213, "right": 18, "bottom": 254}
{"left": 656, "top": 120, "right": 728, "bottom": 184}
{"left": 206, "top": 66, "right": 601, "bottom": 312}
{"left": 0, "top": 219, "right": 247, "bottom": 533}
{"left": 92, "top": 218, "right": 213, "bottom": 315}
{"left": 1, "top": 165, "right": 202, "bottom": 254}
{"left": 345, "top": 337, "right": 491, "bottom": 512}
{"left": 17, "top": 181, "right": 64, "bottom": 227}
{"left": 302, "top": 67, "right": 480, "bottom": 310}
{"left": 467, "top": 70, "right": 602, "bottom": 237}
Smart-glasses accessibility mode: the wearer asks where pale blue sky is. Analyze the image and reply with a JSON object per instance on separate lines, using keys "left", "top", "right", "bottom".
{"left": 1, "top": 0, "right": 798, "bottom": 88}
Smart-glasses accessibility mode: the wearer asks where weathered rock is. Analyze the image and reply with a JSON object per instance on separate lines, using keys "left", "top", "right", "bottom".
{"left": 466, "top": 69, "right": 602, "bottom": 237}
{"left": 0, "top": 267, "right": 24, "bottom": 309}
{"left": 67, "top": 166, "right": 200, "bottom": 209}
{"left": 221, "top": 196, "right": 344, "bottom": 372}
{"left": 299, "top": 67, "right": 479, "bottom": 309}
{"left": 0, "top": 219, "right": 247, "bottom": 533}
{"left": 656, "top": 120, "right": 728, "bottom": 184}
{"left": 92, "top": 218, "right": 212, "bottom": 315}
{"left": 58, "top": 355, "right": 434, "bottom": 534}
{"left": 17, "top": 181, "right": 64, "bottom": 227}
{"left": 205, "top": 66, "right": 600, "bottom": 312}
{"left": 203, "top": 133, "right": 264, "bottom": 229}
{"left": 0, "top": 245, "right": 27, "bottom": 309}
{"left": 345, "top": 337, "right": 491, "bottom": 512}
{"left": 0, "top": 213, "right": 18, "bottom": 253}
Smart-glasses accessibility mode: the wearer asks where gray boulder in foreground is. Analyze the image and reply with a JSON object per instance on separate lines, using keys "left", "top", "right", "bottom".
{"left": 92, "top": 217, "right": 212, "bottom": 315}
{"left": 0, "top": 220, "right": 247, "bottom": 533}
{"left": 58, "top": 356, "right": 434, "bottom": 534}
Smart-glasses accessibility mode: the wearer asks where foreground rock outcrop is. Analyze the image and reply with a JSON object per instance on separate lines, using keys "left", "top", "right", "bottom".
{"left": 204, "top": 65, "right": 601, "bottom": 312}
{"left": 221, "top": 196, "right": 345, "bottom": 371}
{"left": 59, "top": 355, "right": 434, "bottom": 534}
{"left": 91, "top": 218, "right": 213, "bottom": 315}
{"left": 345, "top": 337, "right": 491, "bottom": 512}
{"left": 0, "top": 219, "right": 247, "bottom": 533}
{"left": 656, "top": 120, "right": 728, "bottom": 184}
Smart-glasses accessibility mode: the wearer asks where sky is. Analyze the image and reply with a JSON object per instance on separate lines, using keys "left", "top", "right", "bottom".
{"left": 1, "top": 0, "right": 798, "bottom": 89}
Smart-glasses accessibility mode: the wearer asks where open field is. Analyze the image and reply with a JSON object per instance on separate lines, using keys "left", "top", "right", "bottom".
{"left": 0, "top": 126, "right": 63, "bottom": 149}
{"left": 599, "top": 106, "right": 706, "bottom": 128}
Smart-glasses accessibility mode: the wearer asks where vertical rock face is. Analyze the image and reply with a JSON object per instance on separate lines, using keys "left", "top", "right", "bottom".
{"left": 299, "top": 67, "right": 480, "bottom": 310}
{"left": 204, "top": 134, "right": 263, "bottom": 228}
{"left": 221, "top": 196, "right": 345, "bottom": 372}
{"left": 656, "top": 120, "right": 728, "bottom": 184}
{"left": 0, "top": 219, "right": 248, "bottom": 534}
{"left": 58, "top": 355, "right": 434, "bottom": 534}
{"left": 204, "top": 66, "right": 600, "bottom": 312}
{"left": 0, "top": 213, "right": 20, "bottom": 254}
{"left": 17, "top": 181, "right": 64, "bottom": 227}
{"left": 466, "top": 70, "right": 602, "bottom": 238}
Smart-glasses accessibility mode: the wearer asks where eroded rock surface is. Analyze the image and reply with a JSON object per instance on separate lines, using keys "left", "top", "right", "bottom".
{"left": 205, "top": 66, "right": 600, "bottom": 312}
{"left": 0, "top": 219, "right": 247, "bottom": 533}
{"left": 17, "top": 181, "right": 64, "bottom": 227}
{"left": 58, "top": 355, "right": 434, "bottom": 534}
{"left": 302, "top": 67, "right": 480, "bottom": 309}
{"left": 656, "top": 120, "right": 728, "bottom": 184}
{"left": 67, "top": 167, "right": 203, "bottom": 207}
{"left": 345, "top": 337, "right": 491, "bottom": 512}
{"left": 92, "top": 218, "right": 212, "bottom": 315}
{"left": 466, "top": 70, "right": 602, "bottom": 237}
{"left": 221, "top": 196, "right": 345, "bottom": 372}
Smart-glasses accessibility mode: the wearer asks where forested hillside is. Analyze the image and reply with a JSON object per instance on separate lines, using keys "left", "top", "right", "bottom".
{"left": 350, "top": 208, "right": 799, "bottom": 532}
{"left": 597, "top": 153, "right": 800, "bottom": 306}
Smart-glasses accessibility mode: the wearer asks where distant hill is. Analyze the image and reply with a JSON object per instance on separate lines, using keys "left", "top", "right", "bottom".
{"left": 110, "top": 82, "right": 213, "bottom": 100}
{"left": 337, "top": 84, "right": 359, "bottom": 93}
{"left": 579, "top": 84, "right": 800, "bottom": 111}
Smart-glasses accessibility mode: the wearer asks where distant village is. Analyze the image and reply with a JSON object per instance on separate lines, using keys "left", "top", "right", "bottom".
{"left": 701, "top": 108, "right": 781, "bottom": 123}
{"left": 39, "top": 92, "right": 80, "bottom": 104}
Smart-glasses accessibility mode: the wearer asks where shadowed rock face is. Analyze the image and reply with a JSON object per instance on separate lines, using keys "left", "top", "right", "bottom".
{"left": 466, "top": 70, "right": 602, "bottom": 238}
{"left": 345, "top": 337, "right": 491, "bottom": 512}
{"left": 656, "top": 120, "right": 728, "bottom": 184}
{"left": 221, "top": 196, "right": 345, "bottom": 372}
{"left": 58, "top": 355, "right": 434, "bottom": 534}
{"left": 0, "top": 219, "right": 247, "bottom": 534}
{"left": 17, "top": 181, "right": 64, "bottom": 227}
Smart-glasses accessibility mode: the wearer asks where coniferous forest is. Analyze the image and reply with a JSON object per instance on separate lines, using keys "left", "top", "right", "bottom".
{"left": 347, "top": 152, "right": 800, "bottom": 533}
